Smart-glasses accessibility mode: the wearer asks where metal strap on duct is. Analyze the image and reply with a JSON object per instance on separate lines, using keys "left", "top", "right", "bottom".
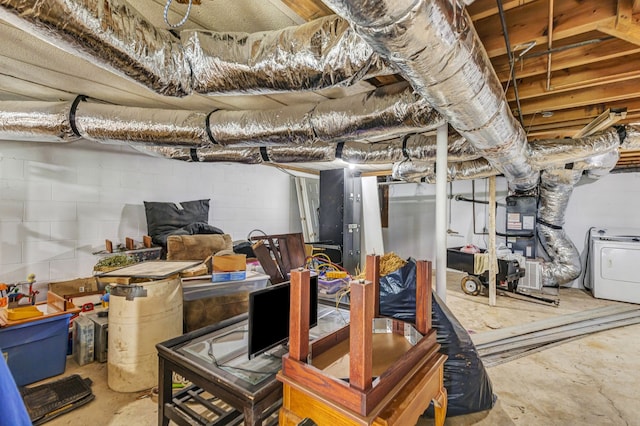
{"left": 0, "top": 0, "right": 391, "bottom": 96}
{"left": 321, "top": 0, "right": 539, "bottom": 192}
{"left": 183, "top": 15, "right": 391, "bottom": 95}
{"left": 537, "top": 168, "right": 583, "bottom": 287}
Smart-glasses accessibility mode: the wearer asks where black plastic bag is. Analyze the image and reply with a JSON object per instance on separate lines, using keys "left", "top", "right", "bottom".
{"left": 378, "top": 258, "right": 496, "bottom": 417}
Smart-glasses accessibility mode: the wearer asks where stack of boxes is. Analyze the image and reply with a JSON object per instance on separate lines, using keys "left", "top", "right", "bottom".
{"left": 211, "top": 254, "right": 247, "bottom": 282}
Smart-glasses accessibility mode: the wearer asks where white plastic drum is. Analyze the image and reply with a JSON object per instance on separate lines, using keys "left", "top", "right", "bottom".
{"left": 107, "top": 276, "right": 182, "bottom": 392}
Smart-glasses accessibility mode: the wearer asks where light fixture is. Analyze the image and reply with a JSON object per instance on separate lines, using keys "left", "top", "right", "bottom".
{"left": 541, "top": 111, "right": 554, "bottom": 118}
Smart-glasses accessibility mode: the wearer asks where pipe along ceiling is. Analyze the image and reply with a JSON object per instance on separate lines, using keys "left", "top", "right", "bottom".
{"left": 1, "top": 0, "right": 639, "bottom": 286}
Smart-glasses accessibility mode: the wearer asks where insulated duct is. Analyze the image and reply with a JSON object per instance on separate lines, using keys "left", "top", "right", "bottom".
{"left": 0, "top": 0, "right": 390, "bottom": 95}
{"left": 527, "top": 128, "right": 620, "bottom": 170}
{"left": 0, "top": 101, "right": 79, "bottom": 142}
{"left": 183, "top": 15, "right": 391, "bottom": 94}
{"left": 537, "top": 168, "right": 583, "bottom": 287}
{"left": 208, "top": 83, "right": 444, "bottom": 146}
{"left": 135, "top": 132, "right": 477, "bottom": 165}
{"left": 0, "top": 84, "right": 443, "bottom": 147}
{"left": 320, "top": 0, "right": 539, "bottom": 191}
{"left": 392, "top": 158, "right": 496, "bottom": 183}
{"left": 391, "top": 130, "right": 622, "bottom": 181}
{"left": 622, "top": 124, "right": 640, "bottom": 149}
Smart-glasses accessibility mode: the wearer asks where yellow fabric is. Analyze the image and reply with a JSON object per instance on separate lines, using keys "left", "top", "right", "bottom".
{"left": 474, "top": 252, "right": 490, "bottom": 274}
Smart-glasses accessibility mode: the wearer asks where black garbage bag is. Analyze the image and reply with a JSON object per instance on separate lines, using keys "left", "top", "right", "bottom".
{"left": 378, "top": 258, "right": 496, "bottom": 417}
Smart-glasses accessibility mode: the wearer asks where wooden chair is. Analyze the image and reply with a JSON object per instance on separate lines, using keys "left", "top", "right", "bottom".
{"left": 250, "top": 233, "right": 306, "bottom": 284}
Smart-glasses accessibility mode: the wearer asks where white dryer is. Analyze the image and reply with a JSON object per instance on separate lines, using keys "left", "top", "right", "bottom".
{"left": 589, "top": 227, "right": 640, "bottom": 304}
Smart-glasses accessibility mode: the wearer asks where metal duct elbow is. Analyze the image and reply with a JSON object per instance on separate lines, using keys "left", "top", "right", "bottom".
{"left": 574, "top": 150, "right": 620, "bottom": 179}
{"left": 0, "top": 101, "right": 78, "bottom": 142}
{"left": 322, "top": 0, "right": 539, "bottom": 192}
{"left": 538, "top": 168, "right": 583, "bottom": 287}
{"left": 183, "top": 15, "right": 391, "bottom": 94}
{"left": 0, "top": 0, "right": 191, "bottom": 97}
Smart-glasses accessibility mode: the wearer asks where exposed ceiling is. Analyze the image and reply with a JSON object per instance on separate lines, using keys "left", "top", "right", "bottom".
{"left": 1, "top": 0, "right": 639, "bottom": 172}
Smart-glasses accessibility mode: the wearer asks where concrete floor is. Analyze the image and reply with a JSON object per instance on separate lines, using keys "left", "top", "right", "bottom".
{"left": 38, "top": 271, "right": 640, "bottom": 425}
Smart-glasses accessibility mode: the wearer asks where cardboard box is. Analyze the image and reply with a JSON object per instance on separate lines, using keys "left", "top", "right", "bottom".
{"left": 212, "top": 254, "right": 246, "bottom": 273}
{"left": 0, "top": 314, "right": 71, "bottom": 386}
{"left": 48, "top": 277, "right": 102, "bottom": 311}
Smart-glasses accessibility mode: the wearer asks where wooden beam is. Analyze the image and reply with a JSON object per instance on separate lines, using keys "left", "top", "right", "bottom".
{"left": 476, "top": 0, "right": 618, "bottom": 58}
{"left": 493, "top": 37, "right": 640, "bottom": 82}
{"left": 507, "top": 53, "right": 640, "bottom": 100}
{"left": 598, "top": 0, "right": 640, "bottom": 46}
{"left": 522, "top": 97, "right": 640, "bottom": 129}
{"left": 467, "top": 0, "right": 537, "bottom": 21}
{"left": 517, "top": 77, "right": 640, "bottom": 115}
{"left": 634, "top": 0, "right": 640, "bottom": 13}
{"left": 488, "top": 176, "right": 497, "bottom": 307}
{"left": 279, "top": 0, "right": 333, "bottom": 21}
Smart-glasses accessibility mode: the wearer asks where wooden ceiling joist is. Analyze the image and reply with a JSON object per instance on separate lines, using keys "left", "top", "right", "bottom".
{"left": 476, "top": 0, "right": 618, "bottom": 58}
{"left": 507, "top": 53, "right": 640, "bottom": 101}
{"left": 493, "top": 37, "right": 640, "bottom": 82}
{"left": 517, "top": 78, "right": 640, "bottom": 115}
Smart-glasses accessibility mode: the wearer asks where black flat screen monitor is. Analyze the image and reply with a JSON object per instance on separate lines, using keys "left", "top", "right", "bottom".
{"left": 248, "top": 275, "right": 317, "bottom": 359}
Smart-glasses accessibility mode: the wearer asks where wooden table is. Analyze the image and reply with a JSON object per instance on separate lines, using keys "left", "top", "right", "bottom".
{"left": 278, "top": 258, "right": 447, "bottom": 426}
{"left": 156, "top": 314, "right": 282, "bottom": 426}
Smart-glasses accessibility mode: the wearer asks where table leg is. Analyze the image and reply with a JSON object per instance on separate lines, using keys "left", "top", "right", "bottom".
{"left": 243, "top": 405, "right": 262, "bottom": 426}
{"left": 158, "top": 356, "right": 172, "bottom": 426}
{"left": 433, "top": 387, "right": 447, "bottom": 426}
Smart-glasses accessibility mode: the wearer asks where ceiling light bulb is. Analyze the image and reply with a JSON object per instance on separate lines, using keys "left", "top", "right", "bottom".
{"left": 541, "top": 111, "right": 554, "bottom": 118}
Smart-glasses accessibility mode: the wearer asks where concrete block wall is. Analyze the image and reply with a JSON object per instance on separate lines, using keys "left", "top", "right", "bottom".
{"left": 0, "top": 139, "right": 297, "bottom": 293}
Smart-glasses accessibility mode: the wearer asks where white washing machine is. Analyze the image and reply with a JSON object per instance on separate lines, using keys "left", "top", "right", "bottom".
{"left": 589, "top": 227, "right": 640, "bottom": 304}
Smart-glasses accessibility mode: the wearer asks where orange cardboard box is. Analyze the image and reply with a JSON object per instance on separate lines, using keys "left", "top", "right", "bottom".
{"left": 212, "top": 254, "right": 246, "bottom": 272}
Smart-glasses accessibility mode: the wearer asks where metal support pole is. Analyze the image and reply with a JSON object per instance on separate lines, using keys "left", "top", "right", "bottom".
{"left": 435, "top": 123, "right": 448, "bottom": 301}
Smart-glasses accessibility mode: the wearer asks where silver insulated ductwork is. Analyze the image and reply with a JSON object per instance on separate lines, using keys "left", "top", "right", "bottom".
{"left": 0, "top": 84, "right": 444, "bottom": 148}
{"left": 537, "top": 168, "right": 583, "bottom": 287}
{"left": 320, "top": 0, "right": 539, "bottom": 192}
{"left": 0, "top": 0, "right": 390, "bottom": 95}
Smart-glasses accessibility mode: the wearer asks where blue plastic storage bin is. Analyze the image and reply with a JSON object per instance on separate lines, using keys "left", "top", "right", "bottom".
{"left": 0, "top": 313, "right": 71, "bottom": 386}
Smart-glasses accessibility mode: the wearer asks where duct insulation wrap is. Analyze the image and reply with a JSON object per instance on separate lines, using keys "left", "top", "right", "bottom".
{"left": 0, "top": 101, "right": 77, "bottom": 142}
{"left": 208, "top": 84, "right": 443, "bottom": 146}
{"left": 74, "top": 102, "right": 210, "bottom": 147}
{"left": 622, "top": 124, "right": 640, "bottom": 150}
{"left": 537, "top": 168, "right": 582, "bottom": 287}
{"left": 391, "top": 158, "right": 497, "bottom": 182}
{"left": 182, "top": 15, "right": 392, "bottom": 95}
{"left": 137, "top": 146, "right": 264, "bottom": 164}
{"left": 574, "top": 149, "right": 620, "bottom": 179}
{"left": 527, "top": 129, "right": 620, "bottom": 169}
{"left": 0, "top": 0, "right": 191, "bottom": 97}
{"left": 322, "top": 0, "right": 538, "bottom": 192}
{"left": 342, "top": 132, "right": 478, "bottom": 164}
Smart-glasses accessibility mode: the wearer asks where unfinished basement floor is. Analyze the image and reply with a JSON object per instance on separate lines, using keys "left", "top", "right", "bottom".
{"left": 38, "top": 270, "right": 640, "bottom": 426}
